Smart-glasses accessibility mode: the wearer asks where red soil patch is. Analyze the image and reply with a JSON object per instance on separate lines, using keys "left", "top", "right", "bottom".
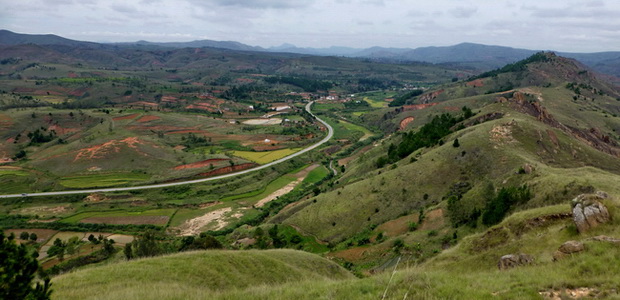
{"left": 74, "top": 137, "right": 144, "bottom": 161}
{"left": 173, "top": 158, "right": 230, "bottom": 170}
{"left": 375, "top": 214, "right": 419, "bottom": 237}
{"left": 136, "top": 115, "right": 161, "bottom": 123}
{"left": 403, "top": 103, "right": 438, "bottom": 111}
{"left": 197, "top": 163, "right": 256, "bottom": 177}
{"left": 466, "top": 79, "right": 484, "bottom": 87}
{"left": 130, "top": 101, "right": 158, "bottom": 107}
{"left": 12, "top": 87, "right": 35, "bottom": 93}
{"left": 67, "top": 72, "right": 78, "bottom": 78}
{"left": 185, "top": 104, "right": 218, "bottom": 112}
{"left": 0, "top": 114, "right": 13, "bottom": 127}
{"left": 80, "top": 216, "right": 169, "bottom": 225}
{"left": 419, "top": 209, "right": 445, "bottom": 231}
{"left": 166, "top": 129, "right": 206, "bottom": 135}
{"left": 112, "top": 113, "right": 139, "bottom": 121}
{"left": 547, "top": 129, "right": 560, "bottom": 148}
{"left": 161, "top": 96, "right": 179, "bottom": 103}
{"left": 399, "top": 116, "right": 415, "bottom": 131}
{"left": 68, "top": 87, "right": 89, "bottom": 97}
{"left": 442, "top": 106, "right": 461, "bottom": 111}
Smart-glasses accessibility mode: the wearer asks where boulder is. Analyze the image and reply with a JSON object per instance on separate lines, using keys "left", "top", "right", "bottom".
{"left": 571, "top": 192, "right": 611, "bottom": 233}
{"left": 498, "top": 253, "right": 534, "bottom": 270}
{"left": 553, "top": 240, "right": 585, "bottom": 261}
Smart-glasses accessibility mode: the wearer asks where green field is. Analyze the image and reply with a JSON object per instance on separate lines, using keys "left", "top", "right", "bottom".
{"left": 338, "top": 120, "right": 374, "bottom": 141}
{"left": 61, "top": 209, "right": 177, "bottom": 224}
{"left": 221, "top": 175, "right": 297, "bottom": 203}
{"left": 60, "top": 172, "right": 151, "bottom": 188}
{"left": 0, "top": 168, "right": 29, "bottom": 177}
{"left": 363, "top": 96, "right": 388, "bottom": 108}
{"left": 232, "top": 148, "right": 300, "bottom": 164}
{"left": 301, "top": 166, "right": 329, "bottom": 185}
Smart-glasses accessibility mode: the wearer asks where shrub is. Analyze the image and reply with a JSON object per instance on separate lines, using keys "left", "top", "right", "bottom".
{"left": 482, "top": 185, "right": 532, "bottom": 226}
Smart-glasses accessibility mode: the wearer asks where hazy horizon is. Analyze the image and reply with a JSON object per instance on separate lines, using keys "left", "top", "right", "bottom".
{"left": 2, "top": 0, "right": 619, "bottom": 52}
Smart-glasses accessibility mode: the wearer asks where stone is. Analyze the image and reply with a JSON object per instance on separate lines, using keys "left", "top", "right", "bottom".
{"left": 590, "top": 235, "right": 620, "bottom": 244}
{"left": 498, "top": 253, "right": 534, "bottom": 270}
{"left": 553, "top": 240, "right": 585, "bottom": 261}
{"left": 571, "top": 192, "right": 611, "bottom": 233}
{"left": 558, "top": 240, "right": 585, "bottom": 253}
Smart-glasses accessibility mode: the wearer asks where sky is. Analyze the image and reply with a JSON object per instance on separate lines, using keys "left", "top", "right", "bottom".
{"left": 1, "top": 0, "right": 619, "bottom": 52}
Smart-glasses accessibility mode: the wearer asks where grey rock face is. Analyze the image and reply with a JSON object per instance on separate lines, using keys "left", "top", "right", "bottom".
{"left": 571, "top": 193, "right": 610, "bottom": 233}
{"left": 498, "top": 253, "right": 534, "bottom": 270}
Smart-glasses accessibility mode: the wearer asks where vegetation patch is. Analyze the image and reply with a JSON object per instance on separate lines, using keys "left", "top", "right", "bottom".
{"left": 61, "top": 209, "right": 176, "bottom": 225}
{"left": 232, "top": 148, "right": 300, "bottom": 164}
{"left": 60, "top": 172, "right": 151, "bottom": 188}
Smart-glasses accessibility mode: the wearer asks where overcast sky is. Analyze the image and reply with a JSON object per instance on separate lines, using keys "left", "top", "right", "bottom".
{"left": 1, "top": 0, "right": 619, "bottom": 52}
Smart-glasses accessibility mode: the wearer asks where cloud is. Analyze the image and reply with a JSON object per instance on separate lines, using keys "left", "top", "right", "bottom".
{"left": 449, "top": 6, "right": 478, "bottom": 18}
{"left": 110, "top": 3, "right": 138, "bottom": 14}
{"left": 192, "top": 0, "right": 315, "bottom": 9}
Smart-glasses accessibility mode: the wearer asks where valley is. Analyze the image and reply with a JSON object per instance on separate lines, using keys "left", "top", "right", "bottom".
{"left": 2, "top": 31, "right": 620, "bottom": 300}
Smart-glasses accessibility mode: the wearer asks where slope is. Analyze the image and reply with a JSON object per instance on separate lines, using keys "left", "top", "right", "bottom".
{"left": 51, "top": 249, "right": 354, "bottom": 300}
{"left": 273, "top": 52, "right": 620, "bottom": 247}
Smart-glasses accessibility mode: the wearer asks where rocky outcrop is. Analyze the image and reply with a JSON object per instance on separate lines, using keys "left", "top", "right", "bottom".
{"left": 572, "top": 192, "right": 611, "bottom": 233}
{"left": 553, "top": 240, "right": 585, "bottom": 261}
{"left": 498, "top": 253, "right": 534, "bottom": 270}
{"left": 419, "top": 89, "right": 444, "bottom": 103}
{"left": 589, "top": 235, "right": 620, "bottom": 245}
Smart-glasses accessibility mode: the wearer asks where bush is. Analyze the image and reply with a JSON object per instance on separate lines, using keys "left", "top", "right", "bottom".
{"left": 482, "top": 185, "right": 532, "bottom": 226}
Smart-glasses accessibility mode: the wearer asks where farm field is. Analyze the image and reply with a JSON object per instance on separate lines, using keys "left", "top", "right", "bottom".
{"left": 338, "top": 120, "right": 374, "bottom": 141}
{"left": 232, "top": 148, "right": 301, "bottom": 164}
{"left": 59, "top": 172, "right": 152, "bottom": 188}
{"left": 61, "top": 209, "right": 177, "bottom": 225}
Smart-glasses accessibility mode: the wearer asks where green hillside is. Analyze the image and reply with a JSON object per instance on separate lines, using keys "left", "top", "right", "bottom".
{"left": 52, "top": 249, "right": 354, "bottom": 300}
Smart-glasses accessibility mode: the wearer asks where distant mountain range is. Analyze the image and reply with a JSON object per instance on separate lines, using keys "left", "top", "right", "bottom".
{"left": 1, "top": 29, "right": 620, "bottom": 76}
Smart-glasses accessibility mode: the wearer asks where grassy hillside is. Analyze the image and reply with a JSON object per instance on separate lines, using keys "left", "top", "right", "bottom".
{"left": 52, "top": 249, "right": 354, "bottom": 300}
{"left": 50, "top": 195, "right": 620, "bottom": 299}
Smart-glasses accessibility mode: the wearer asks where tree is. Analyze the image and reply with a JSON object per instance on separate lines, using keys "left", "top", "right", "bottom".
{"left": 123, "top": 243, "right": 133, "bottom": 260}
{"left": 452, "top": 138, "right": 460, "bottom": 148}
{"left": 29, "top": 233, "right": 38, "bottom": 242}
{"left": 20, "top": 232, "right": 29, "bottom": 240}
{"left": 0, "top": 232, "right": 52, "bottom": 299}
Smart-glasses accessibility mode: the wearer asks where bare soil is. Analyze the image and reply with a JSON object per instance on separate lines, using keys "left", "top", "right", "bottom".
{"left": 112, "top": 113, "right": 139, "bottom": 121}
{"left": 173, "top": 158, "right": 229, "bottom": 170}
{"left": 254, "top": 164, "right": 318, "bottom": 208}
{"left": 175, "top": 207, "right": 233, "bottom": 236}
{"left": 399, "top": 116, "right": 415, "bottom": 131}
{"left": 136, "top": 115, "right": 161, "bottom": 123}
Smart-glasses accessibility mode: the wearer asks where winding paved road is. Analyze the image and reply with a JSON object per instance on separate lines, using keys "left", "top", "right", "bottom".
{"left": 0, "top": 101, "right": 333, "bottom": 199}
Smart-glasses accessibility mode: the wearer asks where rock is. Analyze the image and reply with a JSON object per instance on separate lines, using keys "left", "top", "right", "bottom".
{"left": 559, "top": 240, "right": 585, "bottom": 253}
{"left": 522, "top": 163, "right": 533, "bottom": 174}
{"left": 498, "top": 253, "right": 534, "bottom": 270}
{"left": 553, "top": 240, "right": 585, "bottom": 261}
{"left": 571, "top": 192, "right": 611, "bottom": 233}
{"left": 590, "top": 235, "right": 620, "bottom": 244}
